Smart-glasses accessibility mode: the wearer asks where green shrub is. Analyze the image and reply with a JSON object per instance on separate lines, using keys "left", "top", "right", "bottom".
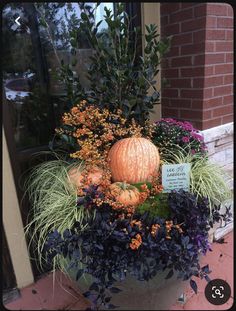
{"left": 66, "top": 3, "right": 171, "bottom": 124}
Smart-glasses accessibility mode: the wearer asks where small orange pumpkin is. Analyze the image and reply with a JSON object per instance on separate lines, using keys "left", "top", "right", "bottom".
{"left": 68, "top": 166, "right": 103, "bottom": 192}
{"left": 109, "top": 182, "right": 140, "bottom": 206}
{"left": 107, "top": 137, "right": 160, "bottom": 184}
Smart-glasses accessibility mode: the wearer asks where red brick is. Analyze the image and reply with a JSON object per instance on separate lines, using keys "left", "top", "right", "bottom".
{"left": 181, "top": 3, "right": 196, "bottom": 9}
{"left": 193, "top": 30, "right": 206, "bottom": 43}
{"left": 204, "top": 66, "right": 214, "bottom": 76}
{"left": 215, "top": 41, "right": 233, "bottom": 52}
{"left": 227, "top": 4, "right": 234, "bottom": 17}
{"left": 223, "top": 74, "right": 233, "bottom": 85}
{"left": 166, "top": 46, "right": 180, "bottom": 57}
{"left": 194, "top": 4, "right": 207, "bottom": 17}
{"left": 203, "top": 88, "right": 213, "bottom": 99}
{"left": 213, "top": 85, "right": 233, "bottom": 96}
{"left": 203, "top": 97, "right": 223, "bottom": 109}
{"left": 162, "top": 88, "right": 179, "bottom": 97}
{"left": 161, "top": 3, "right": 180, "bottom": 14}
{"left": 202, "top": 118, "right": 222, "bottom": 129}
{"left": 214, "top": 64, "right": 233, "bottom": 74}
{"left": 193, "top": 120, "right": 203, "bottom": 130}
{"left": 217, "top": 17, "right": 234, "bottom": 28}
{"left": 193, "top": 54, "right": 205, "bottom": 66}
{"left": 180, "top": 109, "right": 202, "bottom": 120}
{"left": 204, "top": 76, "right": 224, "bottom": 87}
{"left": 181, "top": 67, "right": 205, "bottom": 77}
{"left": 205, "top": 53, "right": 225, "bottom": 64}
{"left": 192, "top": 99, "right": 203, "bottom": 109}
{"left": 161, "top": 15, "right": 169, "bottom": 25}
{"left": 206, "top": 29, "right": 225, "bottom": 40}
{"left": 205, "top": 42, "right": 215, "bottom": 52}
{"left": 213, "top": 105, "right": 233, "bottom": 117}
{"left": 206, "top": 4, "right": 228, "bottom": 16}
{"left": 206, "top": 16, "right": 217, "bottom": 28}
{"left": 192, "top": 78, "right": 204, "bottom": 88}
{"left": 171, "top": 56, "right": 192, "bottom": 67}
{"left": 222, "top": 115, "right": 233, "bottom": 123}
{"left": 161, "top": 58, "right": 169, "bottom": 69}
{"left": 162, "top": 68, "right": 179, "bottom": 78}
{"left": 226, "top": 30, "right": 233, "bottom": 40}
{"left": 181, "top": 43, "right": 205, "bottom": 55}
{"left": 223, "top": 95, "right": 233, "bottom": 105}
{"left": 171, "top": 33, "right": 193, "bottom": 46}
{"left": 161, "top": 98, "right": 170, "bottom": 106}
{"left": 181, "top": 89, "right": 203, "bottom": 98}
{"left": 170, "top": 8, "right": 193, "bottom": 23}
{"left": 181, "top": 17, "right": 206, "bottom": 32}
{"left": 169, "top": 98, "right": 192, "bottom": 108}
{"left": 170, "top": 78, "right": 192, "bottom": 88}
{"left": 203, "top": 109, "right": 212, "bottom": 120}
{"left": 162, "top": 107, "right": 179, "bottom": 117}
{"left": 163, "top": 23, "right": 180, "bottom": 35}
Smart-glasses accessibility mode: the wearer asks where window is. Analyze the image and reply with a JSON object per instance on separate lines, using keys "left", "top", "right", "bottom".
{"left": 3, "top": 3, "right": 116, "bottom": 151}
{"left": 2, "top": 2, "right": 141, "bottom": 277}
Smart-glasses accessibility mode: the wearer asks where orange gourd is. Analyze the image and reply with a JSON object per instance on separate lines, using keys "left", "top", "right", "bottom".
{"left": 68, "top": 166, "right": 103, "bottom": 193}
{"left": 107, "top": 137, "right": 160, "bottom": 183}
{"left": 109, "top": 182, "right": 140, "bottom": 206}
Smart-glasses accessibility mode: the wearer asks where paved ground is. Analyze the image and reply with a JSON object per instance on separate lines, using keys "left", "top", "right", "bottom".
{"left": 5, "top": 231, "right": 233, "bottom": 310}
{"left": 170, "top": 231, "right": 233, "bottom": 310}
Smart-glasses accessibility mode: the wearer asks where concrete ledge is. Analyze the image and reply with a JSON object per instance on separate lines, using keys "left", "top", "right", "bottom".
{"left": 200, "top": 122, "right": 233, "bottom": 144}
{"left": 200, "top": 123, "right": 234, "bottom": 173}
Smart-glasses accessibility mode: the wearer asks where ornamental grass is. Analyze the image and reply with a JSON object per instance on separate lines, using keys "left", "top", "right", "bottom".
{"left": 161, "top": 144, "right": 232, "bottom": 211}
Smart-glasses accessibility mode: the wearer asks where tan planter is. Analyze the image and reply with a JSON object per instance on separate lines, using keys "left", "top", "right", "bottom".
{"left": 72, "top": 270, "right": 188, "bottom": 310}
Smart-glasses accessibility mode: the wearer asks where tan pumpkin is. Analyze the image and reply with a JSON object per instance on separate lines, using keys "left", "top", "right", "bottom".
{"left": 109, "top": 182, "right": 140, "bottom": 206}
{"left": 107, "top": 137, "right": 160, "bottom": 183}
{"left": 68, "top": 166, "right": 103, "bottom": 191}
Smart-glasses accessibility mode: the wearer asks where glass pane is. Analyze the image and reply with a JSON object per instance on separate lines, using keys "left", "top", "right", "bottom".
{"left": 2, "top": 2, "right": 115, "bottom": 151}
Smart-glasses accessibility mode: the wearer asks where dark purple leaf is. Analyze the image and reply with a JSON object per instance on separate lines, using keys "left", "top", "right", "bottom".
{"left": 76, "top": 269, "right": 84, "bottom": 281}
{"left": 190, "top": 279, "right": 198, "bottom": 294}
{"left": 89, "top": 282, "right": 99, "bottom": 292}
{"left": 109, "top": 287, "right": 122, "bottom": 293}
{"left": 165, "top": 269, "right": 174, "bottom": 279}
{"left": 204, "top": 275, "right": 211, "bottom": 283}
{"left": 108, "top": 304, "right": 118, "bottom": 309}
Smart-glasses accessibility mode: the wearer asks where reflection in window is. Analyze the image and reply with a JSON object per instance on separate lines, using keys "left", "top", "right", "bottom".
{"left": 2, "top": 3, "right": 115, "bottom": 150}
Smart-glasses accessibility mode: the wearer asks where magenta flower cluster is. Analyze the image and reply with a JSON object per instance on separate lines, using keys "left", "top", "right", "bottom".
{"left": 153, "top": 118, "right": 208, "bottom": 156}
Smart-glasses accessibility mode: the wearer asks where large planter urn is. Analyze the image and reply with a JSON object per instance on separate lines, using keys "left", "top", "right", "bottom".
{"left": 68, "top": 268, "right": 187, "bottom": 310}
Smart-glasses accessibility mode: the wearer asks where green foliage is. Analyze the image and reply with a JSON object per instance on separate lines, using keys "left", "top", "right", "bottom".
{"left": 131, "top": 181, "right": 153, "bottom": 191}
{"left": 161, "top": 145, "right": 232, "bottom": 211}
{"left": 24, "top": 157, "right": 93, "bottom": 271}
{"left": 58, "top": 61, "right": 84, "bottom": 107}
{"left": 137, "top": 193, "right": 170, "bottom": 219}
{"left": 69, "top": 3, "right": 171, "bottom": 124}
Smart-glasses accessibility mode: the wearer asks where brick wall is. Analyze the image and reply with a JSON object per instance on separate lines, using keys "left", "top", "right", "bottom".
{"left": 160, "top": 3, "right": 234, "bottom": 130}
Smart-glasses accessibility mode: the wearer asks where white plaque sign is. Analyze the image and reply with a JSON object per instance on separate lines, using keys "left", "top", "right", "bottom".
{"left": 162, "top": 163, "right": 191, "bottom": 193}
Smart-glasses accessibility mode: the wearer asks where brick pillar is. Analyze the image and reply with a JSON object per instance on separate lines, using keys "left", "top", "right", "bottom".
{"left": 160, "top": 3, "right": 233, "bottom": 130}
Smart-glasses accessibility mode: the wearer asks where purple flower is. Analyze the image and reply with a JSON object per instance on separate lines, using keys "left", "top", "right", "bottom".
{"left": 163, "top": 118, "right": 177, "bottom": 124}
{"left": 191, "top": 132, "right": 204, "bottom": 141}
{"left": 191, "top": 149, "right": 196, "bottom": 155}
{"left": 181, "top": 121, "right": 194, "bottom": 131}
{"left": 182, "top": 136, "right": 190, "bottom": 143}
